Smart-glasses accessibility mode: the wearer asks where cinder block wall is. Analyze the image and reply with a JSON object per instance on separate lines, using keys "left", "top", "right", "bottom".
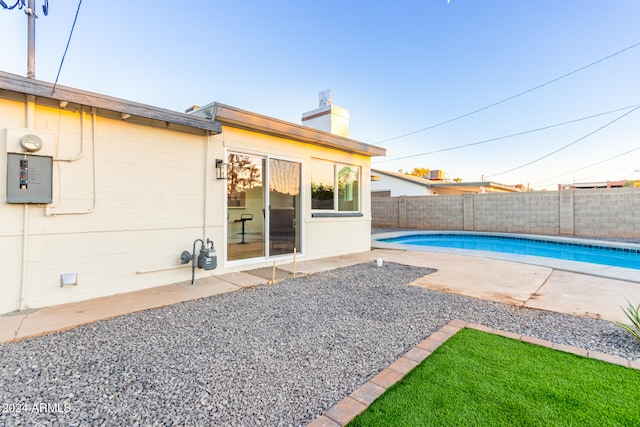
{"left": 406, "top": 195, "right": 463, "bottom": 230}
{"left": 472, "top": 192, "right": 560, "bottom": 235}
{"left": 371, "top": 197, "right": 399, "bottom": 228}
{"left": 372, "top": 188, "right": 640, "bottom": 239}
{"left": 573, "top": 189, "right": 640, "bottom": 237}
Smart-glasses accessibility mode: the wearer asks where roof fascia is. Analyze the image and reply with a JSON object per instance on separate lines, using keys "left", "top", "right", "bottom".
{"left": 209, "top": 102, "right": 386, "bottom": 158}
{"left": 0, "top": 71, "right": 221, "bottom": 134}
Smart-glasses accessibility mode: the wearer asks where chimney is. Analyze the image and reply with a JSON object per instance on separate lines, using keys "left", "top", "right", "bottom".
{"left": 301, "top": 90, "right": 350, "bottom": 137}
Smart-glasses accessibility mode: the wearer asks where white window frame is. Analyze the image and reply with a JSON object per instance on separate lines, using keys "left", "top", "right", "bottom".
{"left": 311, "top": 159, "right": 361, "bottom": 214}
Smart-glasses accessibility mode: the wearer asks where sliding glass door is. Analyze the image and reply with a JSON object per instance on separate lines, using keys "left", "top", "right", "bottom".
{"left": 269, "top": 158, "right": 300, "bottom": 256}
{"left": 226, "top": 153, "right": 301, "bottom": 261}
{"left": 227, "top": 153, "right": 265, "bottom": 261}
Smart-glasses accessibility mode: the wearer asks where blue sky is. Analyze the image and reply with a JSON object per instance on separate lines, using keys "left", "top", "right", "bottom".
{"left": 1, "top": 1, "right": 639, "bottom": 189}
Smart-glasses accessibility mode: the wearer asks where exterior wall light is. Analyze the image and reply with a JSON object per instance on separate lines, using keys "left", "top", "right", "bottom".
{"left": 216, "top": 159, "right": 228, "bottom": 180}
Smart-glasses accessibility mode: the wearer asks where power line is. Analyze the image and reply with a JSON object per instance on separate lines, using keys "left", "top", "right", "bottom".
{"left": 566, "top": 162, "right": 640, "bottom": 183}
{"left": 52, "top": 0, "right": 83, "bottom": 94}
{"left": 485, "top": 105, "right": 640, "bottom": 179}
{"left": 532, "top": 146, "right": 640, "bottom": 186}
{"left": 375, "top": 40, "right": 640, "bottom": 145}
{"left": 373, "top": 103, "right": 640, "bottom": 164}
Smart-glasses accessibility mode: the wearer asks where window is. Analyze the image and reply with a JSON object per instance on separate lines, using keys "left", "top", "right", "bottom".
{"left": 311, "top": 160, "right": 360, "bottom": 213}
{"left": 311, "top": 161, "right": 334, "bottom": 210}
{"left": 337, "top": 164, "right": 359, "bottom": 212}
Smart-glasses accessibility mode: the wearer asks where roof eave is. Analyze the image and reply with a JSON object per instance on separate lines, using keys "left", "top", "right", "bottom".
{"left": 0, "top": 71, "right": 221, "bottom": 134}
{"left": 209, "top": 102, "right": 386, "bottom": 158}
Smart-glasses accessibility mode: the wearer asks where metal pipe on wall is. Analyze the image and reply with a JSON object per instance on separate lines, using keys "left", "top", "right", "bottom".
{"left": 19, "top": 94, "right": 37, "bottom": 310}
{"left": 55, "top": 110, "right": 86, "bottom": 162}
{"left": 45, "top": 108, "right": 97, "bottom": 216}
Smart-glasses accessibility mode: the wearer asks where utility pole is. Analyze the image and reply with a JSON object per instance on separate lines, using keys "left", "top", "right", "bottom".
{"left": 1, "top": 0, "right": 48, "bottom": 79}
{"left": 26, "top": 0, "right": 35, "bottom": 78}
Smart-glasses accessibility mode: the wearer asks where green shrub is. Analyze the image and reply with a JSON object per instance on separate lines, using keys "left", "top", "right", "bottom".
{"left": 615, "top": 301, "right": 640, "bottom": 342}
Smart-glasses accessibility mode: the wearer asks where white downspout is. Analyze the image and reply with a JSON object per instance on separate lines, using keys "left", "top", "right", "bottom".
{"left": 19, "top": 95, "right": 36, "bottom": 310}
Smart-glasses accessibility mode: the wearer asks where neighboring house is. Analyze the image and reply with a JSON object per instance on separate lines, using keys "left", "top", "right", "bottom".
{"left": 371, "top": 169, "right": 522, "bottom": 196}
{"left": 0, "top": 72, "right": 385, "bottom": 314}
{"left": 371, "top": 169, "right": 437, "bottom": 197}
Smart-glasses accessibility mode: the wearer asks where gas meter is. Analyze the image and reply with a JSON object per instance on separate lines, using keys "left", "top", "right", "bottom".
{"left": 198, "top": 242, "right": 217, "bottom": 270}
{"left": 180, "top": 238, "right": 218, "bottom": 285}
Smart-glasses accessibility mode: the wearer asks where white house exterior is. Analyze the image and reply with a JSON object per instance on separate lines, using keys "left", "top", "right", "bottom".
{"left": 0, "top": 72, "right": 384, "bottom": 315}
{"left": 372, "top": 169, "right": 522, "bottom": 196}
{"left": 371, "top": 169, "right": 436, "bottom": 197}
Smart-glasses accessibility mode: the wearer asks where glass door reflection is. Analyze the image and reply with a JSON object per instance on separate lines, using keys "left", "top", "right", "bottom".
{"left": 268, "top": 158, "right": 300, "bottom": 256}
{"left": 227, "top": 153, "right": 265, "bottom": 261}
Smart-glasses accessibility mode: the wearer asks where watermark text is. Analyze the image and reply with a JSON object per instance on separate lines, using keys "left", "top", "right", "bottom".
{"left": 2, "top": 402, "right": 71, "bottom": 414}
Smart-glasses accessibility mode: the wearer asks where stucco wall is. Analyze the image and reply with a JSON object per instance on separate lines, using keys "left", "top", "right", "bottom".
{"left": 0, "top": 100, "right": 221, "bottom": 314}
{"left": 1, "top": 99, "right": 374, "bottom": 314}
{"left": 372, "top": 189, "right": 640, "bottom": 238}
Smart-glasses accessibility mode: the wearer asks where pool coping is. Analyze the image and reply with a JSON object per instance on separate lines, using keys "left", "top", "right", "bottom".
{"left": 372, "top": 231, "right": 640, "bottom": 283}
{"left": 308, "top": 319, "right": 640, "bottom": 427}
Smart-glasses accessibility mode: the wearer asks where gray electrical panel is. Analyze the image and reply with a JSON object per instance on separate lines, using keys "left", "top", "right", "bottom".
{"left": 6, "top": 153, "right": 53, "bottom": 204}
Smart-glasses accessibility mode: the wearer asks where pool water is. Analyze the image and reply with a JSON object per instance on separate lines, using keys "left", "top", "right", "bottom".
{"left": 379, "top": 234, "right": 640, "bottom": 270}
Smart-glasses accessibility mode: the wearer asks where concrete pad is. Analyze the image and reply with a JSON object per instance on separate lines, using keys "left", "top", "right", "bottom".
{"left": 409, "top": 252, "right": 552, "bottom": 306}
{"left": 176, "top": 276, "right": 241, "bottom": 298}
{"left": 0, "top": 313, "right": 27, "bottom": 343}
{"left": 524, "top": 270, "right": 640, "bottom": 323}
{"left": 6, "top": 277, "right": 241, "bottom": 343}
{"left": 245, "top": 266, "right": 291, "bottom": 282}
{"left": 217, "top": 271, "right": 268, "bottom": 288}
{"left": 280, "top": 250, "right": 389, "bottom": 275}
{"left": 14, "top": 283, "right": 195, "bottom": 340}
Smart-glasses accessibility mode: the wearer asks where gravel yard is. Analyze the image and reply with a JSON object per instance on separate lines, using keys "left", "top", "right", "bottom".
{"left": 1, "top": 262, "right": 639, "bottom": 426}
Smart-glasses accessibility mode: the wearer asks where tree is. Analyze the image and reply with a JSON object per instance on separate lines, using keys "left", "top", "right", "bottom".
{"left": 406, "top": 167, "right": 430, "bottom": 178}
{"left": 227, "top": 154, "right": 261, "bottom": 207}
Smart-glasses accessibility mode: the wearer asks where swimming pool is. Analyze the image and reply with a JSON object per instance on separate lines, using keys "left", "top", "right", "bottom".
{"left": 375, "top": 232, "right": 640, "bottom": 271}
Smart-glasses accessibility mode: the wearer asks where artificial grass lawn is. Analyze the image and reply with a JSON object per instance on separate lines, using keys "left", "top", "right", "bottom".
{"left": 349, "top": 328, "right": 640, "bottom": 426}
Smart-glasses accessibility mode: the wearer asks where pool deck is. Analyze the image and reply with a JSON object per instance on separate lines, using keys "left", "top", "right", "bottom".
{"left": 372, "top": 230, "right": 640, "bottom": 283}
{"left": 1, "top": 245, "right": 639, "bottom": 344}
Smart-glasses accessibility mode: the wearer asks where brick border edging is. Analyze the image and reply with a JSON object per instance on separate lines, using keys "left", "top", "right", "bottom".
{"left": 308, "top": 319, "right": 640, "bottom": 427}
